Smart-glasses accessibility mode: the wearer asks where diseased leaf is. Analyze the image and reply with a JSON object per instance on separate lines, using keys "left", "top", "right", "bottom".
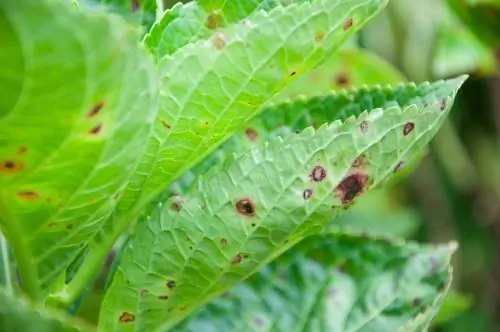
{"left": 176, "top": 232, "right": 456, "bottom": 332}
{"left": 0, "top": 0, "right": 158, "bottom": 296}
{"left": 0, "top": 287, "right": 94, "bottom": 331}
{"left": 98, "top": 76, "right": 466, "bottom": 331}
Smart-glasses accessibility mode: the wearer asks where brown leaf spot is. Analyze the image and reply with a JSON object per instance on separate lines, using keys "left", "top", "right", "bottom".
{"left": 89, "top": 124, "right": 102, "bottom": 135}
{"left": 335, "top": 172, "right": 369, "bottom": 204}
{"left": 211, "top": 32, "right": 228, "bottom": 50}
{"left": 170, "top": 196, "right": 184, "bottom": 212}
{"left": 87, "top": 101, "right": 104, "bottom": 117}
{"left": 158, "top": 295, "right": 169, "bottom": 300}
{"left": 235, "top": 198, "right": 255, "bottom": 217}
{"left": 18, "top": 147, "right": 27, "bottom": 155}
{"left": 231, "top": 253, "right": 243, "bottom": 264}
{"left": 309, "top": 165, "right": 326, "bottom": 182}
{"left": 359, "top": 121, "right": 369, "bottom": 133}
{"left": 119, "top": 312, "right": 135, "bottom": 323}
{"left": 440, "top": 99, "right": 447, "bottom": 111}
{"left": 343, "top": 18, "right": 354, "bottom": 31}
{"left": 113, "top": 191, "right": 120, "bottom": 200}
{"left": 167, "top": 280, "right": 176, "bottom": 289}
{"left": 17, "top": 191, "right": 40, "bottom": 201}
{"left": 206, "top": 10, "right": 224, "bottom": 30}
{"left": 160, "top": 119, "right": 171, "bottom": 129}
{"left": 403, "top": 122, "right": 415, "bottom": 136}
{"left": 335, "top": 72, "right": 349, "bottom": 87}
{"left": 245, "top": 128, "right": 259, "bottom": 141}
{"left": 289, "top": 71, "right": 297, "bottom": 77}
{"left": 315, "top": 31, "right": 325, "bottom": 43}
{"left": 140, "top": 289, "right": 149, "bottom": 297}
{"left": 220, "top": 238, "right": 228, "bottom": 245}
{"left": 1, "top": 160, "right": 23, "bottom": 174}
{"left": 303, "top": 189, "right": 313, "bottom": 200}
{"left": 351, "top": 154, "right": 366, "bottom": 168}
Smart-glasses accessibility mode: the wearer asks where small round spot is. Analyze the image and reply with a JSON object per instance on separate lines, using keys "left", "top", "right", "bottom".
{"left": 220, "top": 238, "right": 228, "bottom": 245}
{"left": 119, "top": 312, "right": 135, "bottom": 323}
{"left": 158, "top": 295, "right": 169, "bottom": 300}
{"left": 206, "top": 10, "right": 224, "bottom": 30}
{"left": 167, "top": 280, "right": 176, "bottom": 289}
{"left": 231, "top": 253, "right": 243, "bottom": 264}
{"left": 359, "top": 121, "right": 369, "bottom": 133}
{"left": 412, "top": 298, "right": 422, "bottom": 307}
{"left": 1, "top": 160, "right": 23, "bottom": 174}
{"left": 87, "top": 101, "right": 105, "bottom": 117}
{"left": 140, "top": 289, "right": 149, "bottom": 297}
{"left": 211, "top": 32, "right": 228, "bottom": 50}
{"left": 309, "top": 165, "right": 326, "bottom": 182}
{"left": 235, "top": 198, "right": 255, "bottom": 217}
{"left": 18, "top": 147, "right": 27, "bottom": 155}
{"left": 335, "top": 72, "right": 349, "bottom": 86}
{"left": 303, "top": 189, "right": 313, "bottom": 200}
{"left": 403, "top": 122, "right": 415, "bottom": 136}
{"left": 89, "top": 124, "right": 102, "bottom": 135}
{"left": 251, "top": 223, "right": 256, "bottom": 227}
{"left": 343, "top": 18, "right": 354, "bottom": 31}
{"left": 315, "top": 31, "right": 325, "bottom": 43}
{"left": 245, "top": 128, "right": 258, "bottom": 141}
{"left": 170, "top": 196, "right": 184, "bottom": 212}
{"left": 17, "top": 191, "right": 40, "bottom": 201}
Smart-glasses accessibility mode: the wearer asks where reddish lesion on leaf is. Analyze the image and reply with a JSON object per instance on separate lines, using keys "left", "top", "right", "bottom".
{"left": 89, "top": 124, "right": 103, "bottom": 135}
{"left": 119, "top": 312, "right": 135, "bottom": 323}
{"left": 403, "top": 122, "right": 415, "bottom": 136}
{"left": 335, "top": 172, "right": 370, "bottom": 205}
{"left": 309, "top": 165, "right": 326, "bottom": 182}
{"left": 17, "top": 191, "right": 40, "bottom": 201}
{"left": 231, "top": 253, "right": 243, "bottom": 264}
{"left": 343, "top": 18, "right": 354, "bottom": 31}
{"left": 87, "top": 101, "right": 105, "bottom": 117}
{"left": 1, "top": 160, "right": 23, "bottom": 174}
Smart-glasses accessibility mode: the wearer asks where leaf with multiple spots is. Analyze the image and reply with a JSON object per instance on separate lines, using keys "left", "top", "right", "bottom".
{"left": 98, "top": 76, "right": 466, "bottom": 331}
{"left": 0, "top": 287, "right": 93, "bottom": 331}
{"left": 176, "top": 232, "right": 456, "bottom": 332}
{"left": 0, "top": 0, "right": 158, "bottom": 297}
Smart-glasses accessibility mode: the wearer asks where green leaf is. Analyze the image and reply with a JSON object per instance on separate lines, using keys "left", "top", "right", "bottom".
{"left": 432, "top": 291, "right": 474, "bottom": 326}
{"left": 0, "top": 287, "right": 94, "bottom": 331}
{"left": 177, "top": 232, "right": 456, "bottom": 331}
{"left": 0, "top": 0, "right": 158, "bottom": 296}
{"left": 98, "top": 76, "right": 466, "bottom": 331}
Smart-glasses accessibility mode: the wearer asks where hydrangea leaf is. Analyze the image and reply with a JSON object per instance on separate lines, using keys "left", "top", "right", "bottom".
{"left": 0, "top": 287, "right": 94, "bottom": 332}
{"left": 98, "top": 76, "right": 466, "bottom": 331}
{"left": 176, "top": 232, "right": 456, "bottom": 332}
{"left": 0, "top": 0, "right": 158, "bottom": 296}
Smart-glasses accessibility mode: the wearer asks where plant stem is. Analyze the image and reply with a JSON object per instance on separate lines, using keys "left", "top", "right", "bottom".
{"left": 156, "top": 0, "right": 164, "bottom": 20}
{"left": 0, "top": 231, "right": 13, "bottom": 295}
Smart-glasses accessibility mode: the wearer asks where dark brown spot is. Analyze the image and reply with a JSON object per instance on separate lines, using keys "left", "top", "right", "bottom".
{"left": 113, "top": 191, "right": 120, "bottom": 200}
{"left": 158, "top": 295, "right": 169, "bottom": 300}
{"left": 289, "top": 71, "right": 297, "bottom": 77}
{"left": 89, "top": 124, "right": 102, "bottom": 135}
{"left": 88, "top": 101, "right": 104, "bottom": 117}
{"left": 231, "top": 253, "right": 243, "bottom": 264}
{"left": 351, "top": 154, "right": 366, "bottom": 168}
{"left": 335, "top": 72, "right": 349, "bottom": 86}
{"left": 343, "top": 18, "right": 353, "bottom": 31}
{"left": 206, "top": 10, "right": 224, "bottom": 30}
{"left": 1, "top": 160, "right": 23, "bottom": 174}
{"left": 394, "top": 161, "right": 405, "bottom": 173}
{"left": 119, "top": 312, "right": 135, "bottom": 323}
{"left": 18, "top": 147, "right": 27, "bottom": 155}
{"left": 315, "top": 31, "right": 325, "bottom": 43}
{"left": 403, "top": 122, "right": 415, "bottom": 136}
{"left": 160, "top": 119, "right": 171, "bottom": 129}
{"left": 170, "top": 196, "right": 184, "bottom": 212}
{"left": 359, "top": 121, "right": 369, "bottom": 133}
{"left": 220, "top": 238, "right": 228, "bottom": 245}
{"left": 140, "top": 289, "right": 149, "bottom": 297}
{"left": 245, "top": 128, "right": 258, "bottom": 141}
{"left": 303, "top": 189, "right": 313, "bottom": 200}
{"left": 17, "top": 191, "right": 40, "bottom": 201}
{"left": 235, "top": 198, "right": 255, "bottom": 217}
{"left": 167, "top": 280, "right": 176, "bottom": 289}
{"left": 440, "top": 99, "right": 447, "bottom": 111}
{"left": 309, "top": 165, "right": 326, "bottom": 182}
{"left": 412, "top": 298, "right": 422, "bottom": 307}
{"left": 335, "top": 172, "right": 369, "bottom": 204}
{"left": 211, "top": 32, "right": 227, "bottom": 50}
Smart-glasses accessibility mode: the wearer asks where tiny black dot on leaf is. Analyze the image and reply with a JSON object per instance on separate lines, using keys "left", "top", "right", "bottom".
{"left": 403, "top": 122, "right": 415, "bottom": 136}
{"left": 119, "top": 312, "right": 135, "bottom": 323}
{"left": 412, "top": 298, "right": 422, "bottom": 307}
{"left": 440, "top": 99, "right": 447, "bottom": 111}
{"left": 160, "top": 119, "right": 171, "bottom": 129}
{"left": 289, "top": 71, "right": 297, "bottom": 77}
{"left": 343, "top": 18, "right": 353, "bottom": 31}
{"left": 235, "top": 198, "right": 255, "bottom": 217}
{"left": 309, "top": 166, "right": 326, "bottom": 182}
{"left": 251, "top": 223, "right": 256, "bottom": 227}
{"left": 167, "top": 280, "right": 176, "bottom": 289}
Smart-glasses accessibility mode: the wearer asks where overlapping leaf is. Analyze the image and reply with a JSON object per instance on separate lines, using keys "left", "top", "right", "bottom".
{"left": 98, "top": 76, "right": 466, "bottom": 331}
{"left": 0, "top": 288, "right": 93, "bottom": 332}
{"left": 176, "top": 232, "right": 456, "bottom": 332}
{"left": 0, "top": 0, "right": 158, "bottom": 296}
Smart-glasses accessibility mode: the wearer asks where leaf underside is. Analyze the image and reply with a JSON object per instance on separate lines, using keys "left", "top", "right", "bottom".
{"left": 176, "top": 232, "right": 455, "bottom": 332}
{"left": 98, "top": 76, "right": 466, "bottom": 331}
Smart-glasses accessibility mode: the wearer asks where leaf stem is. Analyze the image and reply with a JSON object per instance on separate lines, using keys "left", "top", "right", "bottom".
{"left": 0, "top": 231, "right": 13, "bottom": 295}
{"left": 156, "top": 0, "right": 164, "bottom": 20}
